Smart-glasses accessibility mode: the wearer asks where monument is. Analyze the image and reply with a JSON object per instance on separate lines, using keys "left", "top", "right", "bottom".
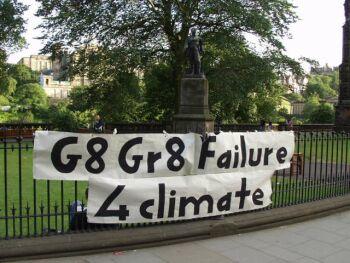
{"left": 173, "top": 29, "right": 214, "bottom": 133}
{"left": 336, "top": 0, "right": 350, "bottom": 130}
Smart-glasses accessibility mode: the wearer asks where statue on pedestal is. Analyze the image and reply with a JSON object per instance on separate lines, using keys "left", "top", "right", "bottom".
{"left": 174, "top": 28, "right": 213, "bottom": 133}
{"left": 184, "top": 28, "right": 204, "bottom": 77}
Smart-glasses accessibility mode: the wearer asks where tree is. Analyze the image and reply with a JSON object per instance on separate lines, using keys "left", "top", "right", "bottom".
{"left": 309, "top": 103, "right": 335, "bottom": 124}
{"left": 13, "top": 83, "right": 48, "bottom": 113}
{"left": 0, "top": 49, "right": 6, "bottom": 79}
{"left": 0, "top": 76, "right": 17, "bottom": 96}
{"left": 0, "top": 0, "right": 27, "bottom": 51}
{"left": 303, "top": 94, "right": 320, "bottom": 122}
{"left": 284, "top": 92, "right": 304, "bottom": 102}
{"left": 0, "top": 64, "right": 47, "bottom": 123}
{"left": 68, "top": 71, "right": 143, "bottom": 123}
{"left": 0, "top": 0, "right": 28, "bottom": 121}
{"left": 7, "top": 64, "right": 39, "bottom": 86}
{"left": 0, "top": 0, "right": 27, "bottom": 77}
{"left": 68, "top": 85, "right": 94, "bottom": 113}
{"left": 143, "top": 63, "right": 175, "bottom": 121}
{"left": 305, "top": 74, "right": 337, "bottom": 99}
{"left": 45, "top": 101, "right": 80, "bottom": 131}
{"left": 0, "top": 95, "right": 10, "bottom": 106}
{"left": 37, "top": 0, "right": 301, "bottom": 121}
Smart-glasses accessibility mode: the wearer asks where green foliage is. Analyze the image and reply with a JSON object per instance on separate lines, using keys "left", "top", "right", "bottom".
{"left": 304, "top": 70, "right": 339, "bottom": 99}
{"left": 284, "top": 92, "right": 304, "bottom": 102}
{"left": 0, "top": 49, "right": 7, "bottom": 79}
{"left": 37, "top": 0, "right": 301, "bottom": 123}
{"left": 0, "top": 64, "right": 48, "bottom": 123}
{"left": 72, "top": 109, "right": 97, "bottom": 129}
{"left": 0, "top": 0, "right": 27, "bottom": 52}
{"left": 37, "top": 0, "right": 298, "bottom": 56}
{"left": 7, "top": 64, "right": 39, "bottom": 85}
{"left": 0, "top": 76, "right": 16, "bottom": 96}
{"left": 44, "top": 101, "right": 79, "bottom": 131}
{"left": 0, "top": 95, "right": 9, "bottom": 106}
{"left": 143, "top": 63, "right": 175, "bottom": 121}
{"left": 68, "top": 70, "right": 143, "bottom": 123}
{"left": 309, "top": 103, "right": 335, "bottom": 124}
{"left": 0, "top": 0, "right": 27, "bottom": 81}
{"left": 68, "top": 85, "right": 94, "bottom": 113}
{"left": 278, "top": 107, "right": 290, "bottom": 118}
{"left": 302, "top": 94, "right": 334, "bottom": 124}
{"left": 38, "top": 100, "right": 97, "bottom": 131}
{"left": 303, "top": 94, "right": 320, "bottom": 121}
{"left": 90, "top": 78, "right": 143, "bottom": 123}
{"left": 13, "top": 83, "right": 48, "bottom": 113}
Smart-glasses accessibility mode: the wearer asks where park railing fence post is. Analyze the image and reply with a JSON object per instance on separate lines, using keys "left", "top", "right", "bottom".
{"left": 1, "top": 124, "right": 350, "bottom": 240}
{"left": 17, "top": 136, "right": 23, "bottom": 237}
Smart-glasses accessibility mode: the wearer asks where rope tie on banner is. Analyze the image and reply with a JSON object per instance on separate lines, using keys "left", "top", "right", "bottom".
{"left": 162, "top": 130, "right": 169, "bottom": 138}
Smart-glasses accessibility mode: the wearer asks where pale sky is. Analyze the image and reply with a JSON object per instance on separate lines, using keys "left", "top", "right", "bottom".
{"left": 7, "top": 0, "right": 346, "bottom": 67}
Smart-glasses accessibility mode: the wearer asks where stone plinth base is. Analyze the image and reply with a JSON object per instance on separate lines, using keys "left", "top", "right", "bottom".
{"left": 178, "top": 78, "right": 210, "bottom": 115}
{"left": 173, "top": 77, "right": 214, "bottom": 133}
{"left": 335, "top": 103, "right": 350, "bottom": 131}
{"left": 173, "top": 114, "right": 214, "bottom": 134}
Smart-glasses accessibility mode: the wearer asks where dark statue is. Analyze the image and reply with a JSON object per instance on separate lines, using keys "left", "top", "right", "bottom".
{"left": 185, "top": 28, "right": 204, "bottom": 77}
{"left": 346, "top": 0, "right": 350, "bottom": 21}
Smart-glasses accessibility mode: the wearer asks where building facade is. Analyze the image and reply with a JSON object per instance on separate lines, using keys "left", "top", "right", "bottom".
{"left": 18, "top": 54, "right": 90, "bottom": 99}
{"left": 39, "top": 74, "right": 71, "bottom": 99}
{"left": 18, "top": 55, "right": 53, "bottom": 72}
{"left": 281, "top": 74, "right": 308, "bottom": 94}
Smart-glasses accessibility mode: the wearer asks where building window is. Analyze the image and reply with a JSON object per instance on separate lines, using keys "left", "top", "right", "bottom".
{"left": 46, "top": 79, "right": 49, "bottom": 85}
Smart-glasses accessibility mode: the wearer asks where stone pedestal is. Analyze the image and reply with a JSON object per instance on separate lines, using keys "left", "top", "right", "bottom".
{"left": 336, "top": 2, "right": 350, "bottom": 131}
{"left": 335, "top": 102, "right": 350, "bottom": 131}
{"left": 173, "top": 77, "right": 214, "bottom": 133}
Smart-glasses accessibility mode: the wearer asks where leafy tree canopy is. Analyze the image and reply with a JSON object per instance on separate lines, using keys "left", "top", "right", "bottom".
{"left": 0, "top": 95, "right": 10, "bottom": 106}
{"left": 143, "top": 63, "right": 175, "bottom": 121}
{"left": 7, "top": 64, "right": 40, "bottom": 86}
{"left": 13, "top": 83, "right": 48, "bottom": 112}
{"left": 304, "top": 72, "right": 338, "bottom": 100}
{"left": 0, "top": 0, "right": 27, "bottom": 51}
{"left": 0, "top": 75, "right": 16, "bottom": 96}
{"left": 309, "top": 102, "right": 334, "bottom": 124}
{"left": 302, "top": 94, "right": 319, "bottom": 123}
{"left": 284, "top": 92, "right": 304, "bottom": 102}
{"left": 36, "top": 0, "right": 302, "bottom": 123}
{"left": 0, "top": 0, "right": 27, "bottom": 78}
{"left": 301, "top": 99, "right": 335, "bottom": 124}
{"left": 0, "top": 64, "right": 47, "bottom": 123}
{"left": 68, "top": 70, "right": 143, "bottom": 123}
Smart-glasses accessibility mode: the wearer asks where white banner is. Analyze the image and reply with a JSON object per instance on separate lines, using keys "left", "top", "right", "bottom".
{"left": 87, "top": 170, "right": 273, "bottom": 224}
{"left": 34, "top": 131, "right": 294, "bottom": 180}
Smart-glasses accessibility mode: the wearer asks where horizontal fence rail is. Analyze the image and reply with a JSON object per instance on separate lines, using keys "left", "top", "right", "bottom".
{"left": 1, "top": 125, "right": 349, "bottom": 240}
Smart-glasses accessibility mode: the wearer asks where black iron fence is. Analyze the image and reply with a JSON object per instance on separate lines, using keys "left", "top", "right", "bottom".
{"left": 1, "top": 126, "right": 349, "bottom": 240}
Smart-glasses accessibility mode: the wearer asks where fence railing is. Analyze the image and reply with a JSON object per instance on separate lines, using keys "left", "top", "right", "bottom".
{"left": 1, "top": 126, "right": 349, "bottom": 240}
{"left": 0, "top": 123, "right": 336, "bottom": 138}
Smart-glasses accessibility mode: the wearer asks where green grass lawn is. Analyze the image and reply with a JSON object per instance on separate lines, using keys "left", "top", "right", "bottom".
{"left": 1, "top": 133, "right": 350, "bottom": 238}
{"left": 0, "top": 142, "right": 87, "bottom": 238}
{"left": 296, "top": 133, "right": 350, "bottom": 164}
{"left": 271, "top": 173, "right": 350, "bottom": 208}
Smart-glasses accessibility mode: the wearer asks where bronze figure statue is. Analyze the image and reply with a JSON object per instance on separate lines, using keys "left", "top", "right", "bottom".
{"left": 185, "top": 28, "right": 204, "bottom": 77}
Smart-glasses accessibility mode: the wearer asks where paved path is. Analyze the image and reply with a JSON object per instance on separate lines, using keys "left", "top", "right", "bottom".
{"left": 22, "top": 210, "right": 350, "bottom": 263}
